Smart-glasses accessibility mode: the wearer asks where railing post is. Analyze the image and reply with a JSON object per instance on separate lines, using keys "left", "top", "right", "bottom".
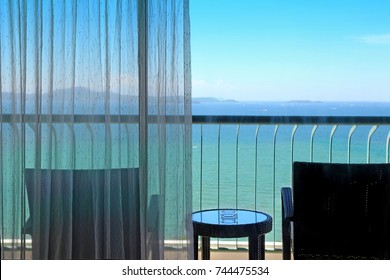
{"left": 254, "top": 125, "right": 260, "bottom": 211}
{"left": 235, "top": 125, "right": 240, "bottom": 210}
{"left": 387, "top": 132, "right": 390, "bottom": 163}
{"left": 310, "top": 125, "right": 318, "bottom": 162}
{"left": 291, "top": 125, "right": 298, "bottom": 167}
{"left": 200, "top": 125, "right": 203, "bottom": 211}
{"left": 217, "top": 125, "right": 221, "bottom": 210}
{"left": 367, "top": 126, "right": 378, "bottom": 163}
{"left": 348, "top": 125, "right": 357, "bottom": 163}
{"left": 272, "top": 125, "right": 279, "bottom": 250}
{"left": 329, "top": 125, "right": 338, "bottom": 163}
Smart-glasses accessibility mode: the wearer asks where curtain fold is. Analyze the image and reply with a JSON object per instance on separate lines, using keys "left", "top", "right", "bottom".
{"left": 1, "top": 0, "right": 192, "bottom": 260}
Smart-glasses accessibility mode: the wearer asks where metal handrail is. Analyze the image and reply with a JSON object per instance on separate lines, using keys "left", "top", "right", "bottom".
{"left": 2, "top": 114, "right": 390, "bottom": 125}
{"left": 192, "top": 115, "right": 390, "bottom": 125}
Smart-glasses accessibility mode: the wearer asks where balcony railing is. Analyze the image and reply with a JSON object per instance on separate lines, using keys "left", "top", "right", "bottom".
{"left": 2, "top": 114, "right": 390, "bottom": 251}
{"left": 192, "top": 115, "right": 390, "bottom": 250}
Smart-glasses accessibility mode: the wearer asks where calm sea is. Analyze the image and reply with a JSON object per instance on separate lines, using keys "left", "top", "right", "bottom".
{"left": 192, "top": 101, "right": 390, "bottom": 244}
{"left": 193, "top": 101, "right": 390, "bottom": 116}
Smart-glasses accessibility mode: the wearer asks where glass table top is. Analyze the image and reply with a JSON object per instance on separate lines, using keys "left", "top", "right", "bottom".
{"left": 192, "top": 209, "right": 268, "bottom": 225}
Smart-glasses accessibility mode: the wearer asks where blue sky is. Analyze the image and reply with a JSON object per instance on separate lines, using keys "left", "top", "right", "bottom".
{"left": 190, "top": 0, "right": 390, "bottom": 101}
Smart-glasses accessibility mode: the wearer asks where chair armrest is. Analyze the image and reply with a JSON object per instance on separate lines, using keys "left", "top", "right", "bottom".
{"left": 281, "top": 187, "right": 293, "bottom": 220}
{"left": 281, "top": 187, "right": 293, "bottom": 260}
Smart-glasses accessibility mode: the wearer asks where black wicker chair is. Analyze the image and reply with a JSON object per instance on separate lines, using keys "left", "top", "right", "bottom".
{"left": 281, "top": 162, "right": 390, "bottom": 260}
{"left": 24, "top": 168, "right": 141, "bottom": 259}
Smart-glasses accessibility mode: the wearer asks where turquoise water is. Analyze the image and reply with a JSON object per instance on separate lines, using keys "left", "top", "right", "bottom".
{"left": 192, "top": 101, "right": 390, "bottom": 244}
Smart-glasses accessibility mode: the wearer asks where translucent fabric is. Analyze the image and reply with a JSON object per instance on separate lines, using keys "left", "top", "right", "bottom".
{"left": 1, "top": 0, "right": 192, "bottom": 259}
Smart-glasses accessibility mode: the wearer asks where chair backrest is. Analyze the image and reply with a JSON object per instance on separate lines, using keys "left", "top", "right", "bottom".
{"left": 25, "top": 168, "right": 140, "bottom": 259}
{"left": 292, "top": 162, "right": 390, "bottom": 259}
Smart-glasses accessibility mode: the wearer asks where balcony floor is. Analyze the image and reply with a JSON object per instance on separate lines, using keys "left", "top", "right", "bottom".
{"left": 197, "top": 249, "right": 283, "bottom": 260}
{"left": 3, "top": 248, "right": 283, "bottom": 260}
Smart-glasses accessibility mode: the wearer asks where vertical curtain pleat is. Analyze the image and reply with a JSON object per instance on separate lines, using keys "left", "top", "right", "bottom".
{"left": 1, "top": 0, "right": 191, "bottom": 260}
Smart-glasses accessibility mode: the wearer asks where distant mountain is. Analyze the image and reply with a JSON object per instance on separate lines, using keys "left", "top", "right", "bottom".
{"left": 3, "top": 90, "right": 239, "bottom": 105}
{"left": 192, "top": 97, "right": 238, "bottom": 103}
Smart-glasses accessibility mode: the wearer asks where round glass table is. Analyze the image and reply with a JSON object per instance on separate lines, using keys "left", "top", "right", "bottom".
{"left": 192, "top": 209, "right": 272, "bottom": 260}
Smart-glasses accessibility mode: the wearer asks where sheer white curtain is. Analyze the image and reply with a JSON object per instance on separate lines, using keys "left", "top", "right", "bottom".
{"left": 0, "top": 0, "right": 192, "bottom": 260}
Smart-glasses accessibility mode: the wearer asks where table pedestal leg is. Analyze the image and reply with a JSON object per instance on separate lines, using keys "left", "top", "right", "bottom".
{"left": 194, "top": 234, "right": 199, "bottom": 260}
{"left": 202, "top": 236, "right": 210, "bottom": 260}
{"left": 249, "top": 234, "right": 265, "bottom": 260}
{"left": 259, "top": 235, "right": 265, "bottom": 260}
